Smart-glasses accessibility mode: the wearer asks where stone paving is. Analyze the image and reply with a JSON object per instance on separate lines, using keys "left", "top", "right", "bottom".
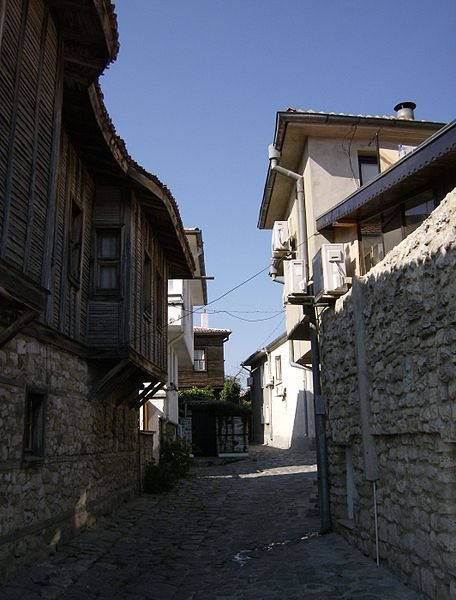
{"left": 0, "top": 445, "right": 421, "bottom": 599}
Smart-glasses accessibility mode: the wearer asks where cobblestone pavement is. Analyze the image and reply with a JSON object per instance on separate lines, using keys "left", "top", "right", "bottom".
{"left": 1, "top": 445, "right": 420, "bottom": 599}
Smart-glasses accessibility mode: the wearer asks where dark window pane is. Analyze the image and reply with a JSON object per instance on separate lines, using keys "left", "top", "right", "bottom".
{"left": 404, "top": 192, "right": 435, "bottom": 237}
{"left": 383, "top": 207, "right": 403, "bottom": 255}
{"left": 99, "top": 232, "right": 120, "bottom": 259}
{"left": 359, "top": 156, "right": 379, "bottom": 186}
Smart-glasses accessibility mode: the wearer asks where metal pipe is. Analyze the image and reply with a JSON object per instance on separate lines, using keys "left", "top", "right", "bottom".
{"left": 309, "top": 312, "right": 331, "bottom": 533}
{"left": 268, "top": 144, "right": 331, "bottom": 532}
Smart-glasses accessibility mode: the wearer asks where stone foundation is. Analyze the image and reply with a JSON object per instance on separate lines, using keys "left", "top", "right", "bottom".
{"left": 0, "top": 332, "right": 140, "bottom": 582}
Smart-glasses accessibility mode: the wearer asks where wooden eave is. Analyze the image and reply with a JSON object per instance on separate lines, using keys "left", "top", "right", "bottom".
{"left": 62, "top": 83, "right": 194, "bottom": 279}
{"left": 48, "top": 0, "right": 119, "bottom": 86}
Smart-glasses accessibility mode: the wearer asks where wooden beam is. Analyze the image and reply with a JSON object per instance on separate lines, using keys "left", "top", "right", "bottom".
{"left": 88, "top": 358, "right": 130, "bottom": 401}
{"left": 134, "top": 381, "right": 165, "bottom": 410}
{"left": 0, "top": 310, "right": 37, "bottom": 349}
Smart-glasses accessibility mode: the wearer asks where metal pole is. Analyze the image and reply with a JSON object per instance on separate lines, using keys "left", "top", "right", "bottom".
{"left": 310, "top": 309, "right": 331, "bottom": 533}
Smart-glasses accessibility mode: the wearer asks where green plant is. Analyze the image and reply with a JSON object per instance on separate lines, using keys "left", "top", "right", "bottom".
{"left": 179, "top": 386, "right": 215, "bottom": 402}
{"left": 160, "top": 437, "right": 192, "bottom": 478}
{"left": 220, "top": 377, "right": 241, "bottom": 404}
{"left": 143, "top": 437, "right": 192, "bottom": 494}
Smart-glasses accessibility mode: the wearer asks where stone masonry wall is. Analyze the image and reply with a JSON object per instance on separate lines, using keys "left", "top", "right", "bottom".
{"left": 0, "top": 333, "right": 139, "bottom": 582}
{"left": 320, "top": 189, "right": 456, "bottom": 599}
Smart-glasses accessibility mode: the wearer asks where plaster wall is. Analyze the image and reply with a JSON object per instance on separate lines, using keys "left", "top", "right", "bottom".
{"left": 320, "top": 189, "right": 456, "bottom": 599}
{"left": 261, "top": 339, "right": 314, "bottom": 449}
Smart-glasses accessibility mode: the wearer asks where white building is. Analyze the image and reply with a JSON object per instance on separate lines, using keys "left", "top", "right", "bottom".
{"left": 243, "top": 333, "right": 314, "bottom": 449}
{"left": 140, "top": 229, "right": 207, "bottom": 456}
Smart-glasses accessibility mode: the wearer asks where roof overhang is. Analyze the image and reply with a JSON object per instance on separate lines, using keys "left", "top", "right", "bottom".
{"left": 63, "top": 83, "right": 194, "bottom": 279}
{"left": 185, "top": 228, "right": 208, "bottom": 305}
{"left": 258, "top": 110, "right": 445, "bottom": 230}
{"left": 48, "top": 0, "right": 119, "bottom": 86}
{"left": 316, "top": 120, "right": 456, "bottom": 230}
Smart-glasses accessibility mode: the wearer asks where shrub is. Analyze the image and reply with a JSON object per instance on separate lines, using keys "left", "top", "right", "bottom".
{"left": 220, "top": 378, "right": 241, "bottom": 404}
{"left": 143, "top": 437, "right": 191, "bottom": 494}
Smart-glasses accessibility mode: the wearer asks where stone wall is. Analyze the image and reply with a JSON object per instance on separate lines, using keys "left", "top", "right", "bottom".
{"left": 0, "top": 333, "right": 140, "bottom": 582}
{"left": 320, "top": 190, "right": 456, "bottom": 599}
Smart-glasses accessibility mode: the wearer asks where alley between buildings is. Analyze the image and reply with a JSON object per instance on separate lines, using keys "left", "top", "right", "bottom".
{"left": 0, "top": 446, "right": 419, "bottom": 600}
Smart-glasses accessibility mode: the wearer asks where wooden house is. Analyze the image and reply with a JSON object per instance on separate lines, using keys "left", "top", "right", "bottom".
{"left": 178, "top": 323, "right": 231, "bottom": 396}
{"left": 0, "top": 0, "right": 194, "bottom": 581}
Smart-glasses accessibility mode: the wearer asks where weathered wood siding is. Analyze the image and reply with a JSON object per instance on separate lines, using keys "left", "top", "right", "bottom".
{"left": 179, "top": 332, "right": 227, "bottom": 392}
{"left": 87, "top": 184, "right": 125, "bottom": 350}
{"left": 0, "top": 0, "right": 60, "bottom": 285}
{"left": 129, "top": 194, "right": 168, "bottom": 372}
{"left": 49, "top": 130, "right": 94, "bottom": 341}
{"left": 87, "top": 188, "right": 168, "bottom": 372}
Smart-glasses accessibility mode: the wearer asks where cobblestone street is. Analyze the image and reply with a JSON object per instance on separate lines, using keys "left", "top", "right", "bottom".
{"left": 1, "top": 445, "right": 420, "bottom": 599}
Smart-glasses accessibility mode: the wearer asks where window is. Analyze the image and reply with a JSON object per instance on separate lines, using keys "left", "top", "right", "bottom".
{"left": 358, "top": 155, "right": 379, "bottom": 186}
{"left": 360, "top": 217, "right": 384, "bottom": 273}
{"left": 143, "top": 252, "right": 152, "bottom": 315}
{"left": 404, "top": 193, "right": 435, "bottom": 237}
{"left": 69, "top": 198, "right": 83, "bottom": 283}
{"left": 96, "top": 229, "right": 121, "bottom": 290}
{"left": 24, "top": 391, "right": 46, "bottom": 458}
{"left": 155, "top": 270, "right": 165, "bottom": 330}
{"left": 359, "top": 189, "right": 436, "bottom": 274}
{"left": 194, "top": 348, "right": 206, "bottom": 371}
{"left": 275, "top": 356, "right": 282, "bottom": 382}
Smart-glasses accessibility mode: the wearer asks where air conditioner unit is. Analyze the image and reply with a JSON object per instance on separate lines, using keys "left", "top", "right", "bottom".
{"left": 283, "top": 259, "right": 307, "bottom": 302}
{"left": 271, "top": 221, "right": 290, "bottom": 257}
{"left": 265, "top": 375, "right": 274, "bottom": 388}
{"left": 312, "top": 244, "right": 348, "bottom": 301}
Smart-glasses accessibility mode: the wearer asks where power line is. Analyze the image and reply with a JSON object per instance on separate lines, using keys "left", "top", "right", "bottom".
{"left": 128, "top": 264, "right": 270, "bottom": 345}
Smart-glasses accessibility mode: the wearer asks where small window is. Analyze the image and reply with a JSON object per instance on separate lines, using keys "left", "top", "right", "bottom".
{"left": 360, "top": 217, "right": 384, "bottom": 274}
{"left": 275, "top": 356, "right": 282, "bottom": 382}
{"left": 96, "top": 229, "right": 121, "bottom": 290}
{"left": 143, "top": 252, "right": 152, "bottom": 315}
{"left": 358, "top": 155, "right": 379, "bottom": 186}
{"left": 155, "top": 270, "right": 165, "bottom": 330}
{"left": 24, "top": 391, "right": 46, "bottom": 458}
{"left": 194, "top": 348, "right": 206, "bottom": 371}
{"left": 69, "top": 198, "right": 83, "bottom": 284}
{"left": 404, "top": 192, "right": 435, "bottom": 237}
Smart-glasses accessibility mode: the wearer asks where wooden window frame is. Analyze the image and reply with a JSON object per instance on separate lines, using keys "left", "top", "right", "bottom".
{"left": 143, "top": 250, "right": 152, "bottom": 319}
{"left": 194, "top": 347, "right": 207, "bottom": 372}
{"left": 23, "top": 389, "right": 47, "bottom": 461}
{"left": 94, "top": 227, "right": 121, "bottom": 295}
{"left": 68, "top": 195, "right": 83, "bottom": 288}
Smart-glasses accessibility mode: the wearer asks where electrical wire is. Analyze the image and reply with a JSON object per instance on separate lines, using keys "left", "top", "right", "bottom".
{"left": 258, "top": 313, "right": 286, "bottom": 349}
{"left": 128, "top": 264, "right": 270, "bottom": 345}
{"left": 199, "top": 309, "right": 283, "bottom": 323}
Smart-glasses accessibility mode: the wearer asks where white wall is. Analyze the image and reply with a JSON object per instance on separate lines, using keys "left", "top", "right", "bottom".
{"left": 261, "top": 338, "right": 314, "bottom": 449}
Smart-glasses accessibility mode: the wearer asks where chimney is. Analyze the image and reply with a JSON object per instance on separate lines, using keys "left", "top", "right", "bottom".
{"left": 201, "top": 310, "right": 209, "bottom": 329}
{"left": 394, "top": 101, "right": 416, "bottom": 120}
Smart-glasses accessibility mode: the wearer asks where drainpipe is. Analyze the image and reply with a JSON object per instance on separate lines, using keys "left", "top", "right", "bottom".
{"left": 268, "top": 144, "right": 331, "bottom": 533}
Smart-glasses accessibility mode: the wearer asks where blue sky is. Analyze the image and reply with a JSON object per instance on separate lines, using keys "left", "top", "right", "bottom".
{"left": 101, "top": 0, "right": 456, "bottom": 381}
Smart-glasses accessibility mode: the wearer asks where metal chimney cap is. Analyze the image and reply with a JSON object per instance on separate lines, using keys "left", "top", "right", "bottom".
{"left": 394, "top": 101, "right": 416, "bottom": 120}
{"left": 394, "top": 101, "right": 416, "bottom": 112}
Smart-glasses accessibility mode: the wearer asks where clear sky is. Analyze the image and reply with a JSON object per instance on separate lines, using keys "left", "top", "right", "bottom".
{"left": 101, "top": 0, "right": 456, "bottom": 383}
